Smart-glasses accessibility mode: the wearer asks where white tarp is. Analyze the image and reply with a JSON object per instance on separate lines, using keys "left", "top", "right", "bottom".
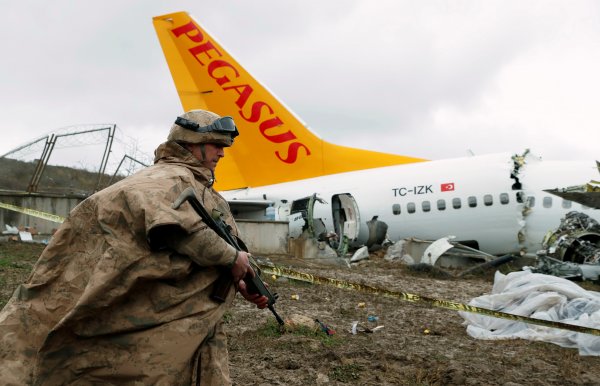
{"left": 460, "top": 270, "right": 600, "bottom": 356}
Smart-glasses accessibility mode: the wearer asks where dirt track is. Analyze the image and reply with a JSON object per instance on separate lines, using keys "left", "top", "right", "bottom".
{"left": 2, "top": 241, "right": 600, "bottom": 385}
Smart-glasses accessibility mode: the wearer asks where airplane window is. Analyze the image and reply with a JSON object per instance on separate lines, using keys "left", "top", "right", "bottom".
{"left": 543, "top": 196, "right": 552, "bottom": 208}
{"left": 452, "top": 198, "right": 461, "bottom": 209}
{"left": 562, "top": 200, "right": 572, "bottom": 209}
{"left": 437, "top": 199, "right": 446, "bottom": 211}
{"left": 468, "top": 196, "right": 477, "bottom": 208}
{"left": 526, "top": 196, "right": 535, "bottom": 207}
{"left": 392, "top": 203, "right": 401, "bottom": 215}
{"left": 484, "top": 194, "right": 493, "bottom": 206}
{"left": 422, "top": 201, "right": 431, "bottom": 212}
{"left": 500, "top": 193, "right": 509, "bottom": 205}
{"left": 407, "top": 202, "right": 416, "bottom": 214}
{"left": 516, "top": 192, "right": 524, "bottom": 203}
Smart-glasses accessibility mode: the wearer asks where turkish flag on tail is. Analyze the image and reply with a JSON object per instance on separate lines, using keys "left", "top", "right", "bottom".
{"left": 441, "top": 183, "right": 455, "bottom": 192}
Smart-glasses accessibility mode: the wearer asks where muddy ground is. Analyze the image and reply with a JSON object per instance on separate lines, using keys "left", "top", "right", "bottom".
{"left": 2, "top": 241, "right": 600, "bottom": 385}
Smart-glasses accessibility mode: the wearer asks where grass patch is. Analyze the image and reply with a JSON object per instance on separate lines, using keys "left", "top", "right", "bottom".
{"left": 0, "top": 259, "right": 28, "bottom": 269}
{"left": 329, "top": 363, "right": 362, "bottom": 382}
{"left": 257, "top": 319, "right": 344, "bottom": 347}
{"left": 0, "top": 241, "right": 44, "bottom": 308}
{"left": 0, "top": 242, "right": 45, "bottom": 262}
{"left": 257, "top": 319, "right": 285, "bottom": 338}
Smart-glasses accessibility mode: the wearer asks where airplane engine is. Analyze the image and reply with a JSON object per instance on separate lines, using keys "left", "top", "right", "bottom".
{"left": 542, "top": 212, "right": 600, "bottom": 265}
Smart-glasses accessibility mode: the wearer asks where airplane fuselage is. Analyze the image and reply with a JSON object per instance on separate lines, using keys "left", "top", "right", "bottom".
{"left": 223, "top": 153, "right": 600, "bottom": 256}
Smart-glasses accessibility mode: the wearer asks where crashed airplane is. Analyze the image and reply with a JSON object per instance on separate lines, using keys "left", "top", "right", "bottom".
{"left": 153, "top": 11, "right": 600, "bottom": 258}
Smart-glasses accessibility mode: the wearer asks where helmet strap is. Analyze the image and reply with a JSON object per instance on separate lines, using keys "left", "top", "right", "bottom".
{"left": 199, "top": 143, "right": 206, "bottom": 161}
{"left": 208, "top": 169, "right": 215, "bottom": 187}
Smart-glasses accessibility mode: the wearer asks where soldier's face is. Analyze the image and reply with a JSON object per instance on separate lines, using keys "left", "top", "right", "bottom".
{"left": 188, "top": 143, "right": 225, "bottom": 171}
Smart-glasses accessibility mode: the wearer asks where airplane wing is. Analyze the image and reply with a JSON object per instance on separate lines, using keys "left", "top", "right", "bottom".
{"left": 545, "top": 189, "right": 600, "bottom": 209}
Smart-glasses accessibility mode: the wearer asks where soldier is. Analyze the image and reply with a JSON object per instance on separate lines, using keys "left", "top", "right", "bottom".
{"left": 0, "top": 110, "right": 267, "bottom": 385}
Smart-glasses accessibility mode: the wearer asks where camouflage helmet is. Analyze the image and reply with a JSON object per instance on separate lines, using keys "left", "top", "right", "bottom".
{"left": 168, "top": 109, "right": 238, "bottom": 147}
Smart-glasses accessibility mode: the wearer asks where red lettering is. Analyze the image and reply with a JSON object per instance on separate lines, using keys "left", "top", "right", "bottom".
{"left": 223, "top": 84, "right": 253, "bottom": 108}
{"left": 259, "top": 117, "right": 296, "bottom": 143}
{"left": 239, "top": 101, "right": 274, "bottom": 123}
{"left": 171, "top": 21, "right": 204, "bottom": 43}
{"left": 208, "top": 60, "right": 240, "bottom": 86}
{"left": 276, "top": 142, "right": 311, "bottom": 164}
{"left": 189, "top": 41, "right": 222, "bottom": 66}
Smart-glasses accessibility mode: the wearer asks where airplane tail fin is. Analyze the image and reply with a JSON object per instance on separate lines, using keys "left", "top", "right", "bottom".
{"left": 153, "top": 12, "right": 426, "bottom": 190}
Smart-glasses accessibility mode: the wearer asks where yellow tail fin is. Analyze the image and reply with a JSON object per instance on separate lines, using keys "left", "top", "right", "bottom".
{"left": 153, "top": 12, "right": 426, "bottom": 190}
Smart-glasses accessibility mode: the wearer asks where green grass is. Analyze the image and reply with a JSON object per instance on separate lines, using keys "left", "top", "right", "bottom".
{"left": 257, "top": 319, "right": 344, "bottom": 347}
{"left": 329, "top": 363, "right": 363, "bottom": 382}
{"left": 0, "top": 242, "right": 43, "bottom": 268}
{"left": 0, "top": 259, "right": 29, "bottom": 269}
{"left": 0, "top": 242, "right": 44, "bottom": 308}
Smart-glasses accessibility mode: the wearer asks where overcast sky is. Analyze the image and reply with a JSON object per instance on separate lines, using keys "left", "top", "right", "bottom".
{"left": 1, "top": 1, "right": 599, "bottom": 172}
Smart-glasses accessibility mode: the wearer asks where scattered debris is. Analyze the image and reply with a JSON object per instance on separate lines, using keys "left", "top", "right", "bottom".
{"left": 2, "top": 225, "right": 18, "bottom": 235}
{"left": 350, "top": 321, "right": 384, "bottom": 334}
{"left": 393, "top": 243, "right": 516, "bottom": 279}
{"left": 18, "top": 231, "right": 33, "bottom": 242}
{"left": 456, "top": 254, "right": 516, "bottom": 278}
{"left": 315, "top": 319, "right": 335, "bottom": 336}
{"left": 349, "top": 246, "right": 369, "bottom": 263}
{"left": 530, "top": 212, "right": 600, "bottom": 281}
{"left": 421, "top": 236, "right": 455, "bottom": 265}
{"left": 384, "top": 237, "right": 496, "bottom": 268}
{"left": 421, "top": 327, "right": 441, "bottom": 336}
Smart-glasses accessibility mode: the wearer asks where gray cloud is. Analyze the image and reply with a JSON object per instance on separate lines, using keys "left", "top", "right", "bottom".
{"left": 1, "top": 0, "right": 599, "bottom": 170}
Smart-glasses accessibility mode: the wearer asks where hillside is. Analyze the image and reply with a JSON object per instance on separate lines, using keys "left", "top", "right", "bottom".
{"left": 0, "top": 157, "right": 123, "bottom": 195}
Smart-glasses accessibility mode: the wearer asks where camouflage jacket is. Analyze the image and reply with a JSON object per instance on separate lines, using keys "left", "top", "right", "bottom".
{"left": 0, "top": 141, "right": 238, "bottom": 385}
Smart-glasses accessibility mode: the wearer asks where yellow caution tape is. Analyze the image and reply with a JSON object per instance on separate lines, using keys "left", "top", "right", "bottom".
{"left": 1, "top": 201, "right": 596, "bottom": 336}
{"left": 259, "top": 264, "right": 600, "bottom": 337}
{"left": 0, "top": 202, "right": 65, "bottom": 224}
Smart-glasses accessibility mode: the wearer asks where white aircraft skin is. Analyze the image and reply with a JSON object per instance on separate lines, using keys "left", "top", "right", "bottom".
{"left": 222, "top": 152, "right": 600, "bottom": 256}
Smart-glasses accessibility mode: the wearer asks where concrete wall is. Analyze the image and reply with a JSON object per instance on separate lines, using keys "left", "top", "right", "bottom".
{"left": 0, "top": 193, "right": 291, "bottom": 255}
{"left": 0, "top": 192, "right": 83, "bottom": 234}
{"left": 236, "top": 219, "right": 289, "bottom": 255}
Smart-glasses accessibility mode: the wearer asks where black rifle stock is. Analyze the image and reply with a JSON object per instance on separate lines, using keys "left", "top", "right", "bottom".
{"left": 173, "top": 187, "right": 284, "bottom": 326}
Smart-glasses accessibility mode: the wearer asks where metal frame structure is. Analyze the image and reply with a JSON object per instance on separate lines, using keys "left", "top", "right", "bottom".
{"left": 2, "top": 125, "right": 117, "bottom": 194}
{"left": 107, "top": 155, "right": 149, "bottom": 186}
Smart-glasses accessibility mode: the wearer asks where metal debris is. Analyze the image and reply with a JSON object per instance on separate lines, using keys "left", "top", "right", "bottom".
{"left": 531, "top": 212, "right": 600, "bottom": 281}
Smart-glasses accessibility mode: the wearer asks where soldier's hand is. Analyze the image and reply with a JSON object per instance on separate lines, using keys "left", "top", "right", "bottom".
{"left": 237, "top": 280, "right": 269, "bottom": 309}
{"left": 231, "top": 251, "right": 252, "bottom": 282}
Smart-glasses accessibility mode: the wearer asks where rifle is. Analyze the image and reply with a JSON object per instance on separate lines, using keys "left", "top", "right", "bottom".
{"left": 173, "top": 187, "right": 285, "bottom": 326}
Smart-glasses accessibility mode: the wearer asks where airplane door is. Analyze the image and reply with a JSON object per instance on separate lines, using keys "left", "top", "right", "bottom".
{"left": 289, "top": 194, "right": 327, "bottom": 239}
{"left": 332, "top": 193, "right": 360, "bottom": 243}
